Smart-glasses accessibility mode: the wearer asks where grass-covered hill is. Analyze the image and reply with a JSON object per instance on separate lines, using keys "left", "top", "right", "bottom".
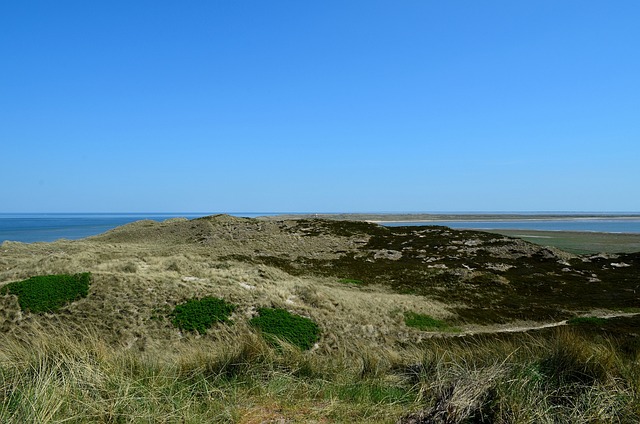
{"left": 1, "top": 215, "right": 639, "bottom": 422}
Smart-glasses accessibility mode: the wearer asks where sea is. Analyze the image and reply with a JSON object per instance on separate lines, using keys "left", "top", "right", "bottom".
{"left": 1, "top": 213, "right": 640, "bottom": 244}
{"left": 0, "top": 213, "right": 273, "bottom": 243}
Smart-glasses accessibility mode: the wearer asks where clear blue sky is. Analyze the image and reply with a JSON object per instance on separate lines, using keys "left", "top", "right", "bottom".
{"left": 2, "top": 1, "right": 639, "bottom": 213}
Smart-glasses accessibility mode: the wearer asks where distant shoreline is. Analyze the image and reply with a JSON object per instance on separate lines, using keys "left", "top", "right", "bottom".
{"left": 368, "top": 217, "right": 640, "bottom": 224}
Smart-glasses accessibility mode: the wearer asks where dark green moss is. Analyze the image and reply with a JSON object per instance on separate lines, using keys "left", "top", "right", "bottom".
{"left": 0, "top": 273, "right": 91, "bottom": 313}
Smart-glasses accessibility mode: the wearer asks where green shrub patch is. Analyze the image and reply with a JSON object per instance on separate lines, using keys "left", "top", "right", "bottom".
{"left": 404, "top": 311, "right": 458, "bottom": 331}
{"left": 250, "top": 308, "right": 320, "bottom": 350}
{"left": 170, "top": 297, "right": 236, "bottom": 334}
{"left": 338, "top": 278, "right": 364, "bottom": 285}
{"left": 567, "top": 316, "right": 609, "bottom": 326}
{"left": 0, "top": 273, "right": 91, "bottom": 313}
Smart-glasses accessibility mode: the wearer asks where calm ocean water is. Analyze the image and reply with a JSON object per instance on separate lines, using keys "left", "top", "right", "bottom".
{"left": 1, "top": 214, "right": 640, "bottom": 243}
{"left": 0, "top": 213, "right": 274, "bottom": 243}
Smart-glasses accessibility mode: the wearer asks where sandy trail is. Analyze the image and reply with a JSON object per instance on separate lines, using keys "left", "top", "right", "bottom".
{"left": 431, "top": 312, "right": 640, "bottom": 338}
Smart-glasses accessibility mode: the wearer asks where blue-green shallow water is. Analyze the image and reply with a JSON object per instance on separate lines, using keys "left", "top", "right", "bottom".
{"left": 2, "top": 214, "right": 640, "bottom": 244}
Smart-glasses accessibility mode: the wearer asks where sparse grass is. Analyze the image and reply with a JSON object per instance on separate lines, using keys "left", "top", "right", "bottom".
{"left": 250, "top": 308, "right": 320, "bottom": 350}
{"left": 404, "top": 311, "right": 459, "bottom": 332}
{"left": 170, "top": 297, "right": 236, "bottom": 334}
{"left": 0, "top": 273, "right": 91, "bottom": 313}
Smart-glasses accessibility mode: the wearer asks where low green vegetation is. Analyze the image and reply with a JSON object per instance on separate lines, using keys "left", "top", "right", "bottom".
{"left": 567, "top": 316, "right": 609, "bottom": 326}
{"left": 338, "top": 278, "right": 364, "bottom": 285}
{"left": 250, "top": 308, "right": 320, "bottom": 350}
{"left": 170, "top": 297, "right": 236, "bottom": 334}
{"left": 618, "top": 307, "right": 640, "bottom": 313}
{"left": 404, "top": 311, "right": 458, "bottom": 332}
{"left": 0, "top": 273, "right": 91, "bottom": 313}
{"left": 489, "top": 229, "right": 640, "bottom": 254}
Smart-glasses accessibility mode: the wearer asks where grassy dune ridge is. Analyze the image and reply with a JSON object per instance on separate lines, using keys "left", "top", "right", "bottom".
{"left": 0, "top": 214, "right": 639, "bottom": 422}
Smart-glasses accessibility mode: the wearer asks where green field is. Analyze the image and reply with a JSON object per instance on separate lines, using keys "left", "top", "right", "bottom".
{"left": 486, "top": 229, "right": 640, "bottom": 254}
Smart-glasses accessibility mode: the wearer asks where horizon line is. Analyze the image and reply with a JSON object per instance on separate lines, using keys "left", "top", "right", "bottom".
{"left": 2, "top": 211, "right": 640, "bottom": 216}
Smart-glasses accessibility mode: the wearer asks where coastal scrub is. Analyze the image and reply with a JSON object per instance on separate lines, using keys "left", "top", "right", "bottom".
{"left": 170, "top": 297, "right": 236, "bottom": 334}
{"left": 250, "top": 307, "right": 320, "bottom": 350}
{"left": 0, "top": 273, "right": 91, "bottom": 313}
{"left": 404, "top": 311, "right": 457, "bottom": 331}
